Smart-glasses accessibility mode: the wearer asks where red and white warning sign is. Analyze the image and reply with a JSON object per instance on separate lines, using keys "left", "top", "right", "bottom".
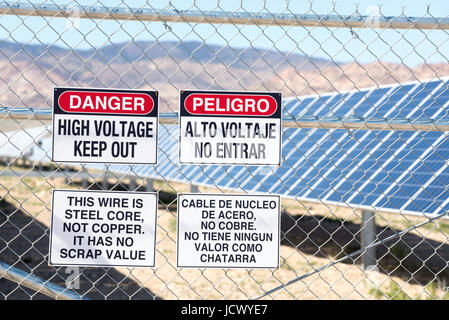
{"left": 179, "top": 91, "right": 282, "bottom": 165}
{"left": 52, "top": 87, "right": 158, "bottom": 164}
{"left": 49, "top": 190, "right": 158, "bottom": 267}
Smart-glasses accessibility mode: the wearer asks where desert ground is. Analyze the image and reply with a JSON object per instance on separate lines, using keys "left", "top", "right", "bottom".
{"left": 1, "top": 162, "right": 449, "bottom": 300}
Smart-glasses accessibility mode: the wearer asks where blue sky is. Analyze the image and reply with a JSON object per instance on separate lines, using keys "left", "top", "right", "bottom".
{"left": 1, "top": 0, "right": 448, "bottom": 66}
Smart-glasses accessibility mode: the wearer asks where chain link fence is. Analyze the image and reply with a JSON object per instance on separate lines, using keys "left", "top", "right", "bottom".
{"left": 1, "top": 0, "right": 449, "bottom": 300}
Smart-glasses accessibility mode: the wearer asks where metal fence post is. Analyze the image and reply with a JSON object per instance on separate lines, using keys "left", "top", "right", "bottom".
{"left": 361, "top": 210, "right": 377, "bottom": 270}
{"left": 102, "top": 171, "right": 108, "bottom": 190}
{"left": 146, "top": 178, "right": 153, "bottom": 192}
{"left": 81, "top": 167, "right": 88, "bottom": 189}
{"left": 129, "top": 176, "right": 136, "bottom": 191}
{"left": 64, "top": 165, "right": 70, "bottom": 185}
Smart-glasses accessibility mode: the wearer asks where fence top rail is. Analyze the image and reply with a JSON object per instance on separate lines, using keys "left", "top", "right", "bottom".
{"left": 2, "top": 107, "right": 449, "bottom": 132}
{"left": 0, "top": 2, "right": 448, "bottom": 30}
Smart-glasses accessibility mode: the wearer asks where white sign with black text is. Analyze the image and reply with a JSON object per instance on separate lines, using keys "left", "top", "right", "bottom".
{"left": 179, "top": 91, "right": 282, "bottom": 165}
{"left": 177, "top": 193, "right": 280, "bottom": 269}
{"left": 49, "top": 190, "right": 158, "bottom": 267}
{"left": 52, "top": 87, "right": 159, "bottom": 164}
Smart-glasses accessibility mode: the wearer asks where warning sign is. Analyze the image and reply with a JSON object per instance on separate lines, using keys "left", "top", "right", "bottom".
{"left": 179, "top": 91, "right": 282, "bottom": 165}
{"left": 52, "top": 87, "right": 158, "bottom": 164}
{"left": 49, "top": 190, "right": 158, "bottom": 267}
{"left": 177, "top": 194, "right": 280, "bottom": 269}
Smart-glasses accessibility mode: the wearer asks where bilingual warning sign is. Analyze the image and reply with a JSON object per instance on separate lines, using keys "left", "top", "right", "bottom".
{"left": 52, "top": 87, "right": 158, "bottom": 164}
{"left": 177, "top": 194, "right": 280, "bottom": 269}
{"left": 49, "top": 190, "right": 158, "bottom": 267}
{"left": 179, "top": 90, "right": 282, "bottom": 165}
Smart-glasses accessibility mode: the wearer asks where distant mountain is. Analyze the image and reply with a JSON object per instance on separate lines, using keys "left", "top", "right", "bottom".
{"left": 0, "top": 40, "right": 447, "bottom": 112}
{"left": 1, "top": 40, "right": 333, "bottom": 70}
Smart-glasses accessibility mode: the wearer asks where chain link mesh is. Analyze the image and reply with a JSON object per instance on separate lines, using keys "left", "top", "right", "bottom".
{"left": 1, "top": 0, "right": 449, "bottom": 300}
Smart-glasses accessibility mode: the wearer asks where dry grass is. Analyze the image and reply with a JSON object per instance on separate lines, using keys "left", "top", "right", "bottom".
{"left": 1, "top": 174, "right": 449, "bottom": 299}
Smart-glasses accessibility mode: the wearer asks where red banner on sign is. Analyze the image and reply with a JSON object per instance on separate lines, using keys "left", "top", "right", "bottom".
{"left": 58, "top": 90, "right": 154, "bottom": 115}
{"left": 184, "top": 93, "right": 278, "bottom": 116}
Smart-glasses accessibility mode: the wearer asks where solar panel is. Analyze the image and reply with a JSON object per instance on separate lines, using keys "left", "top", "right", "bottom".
{"left": 24, "top": 77, "right": 449, "bottom": 217}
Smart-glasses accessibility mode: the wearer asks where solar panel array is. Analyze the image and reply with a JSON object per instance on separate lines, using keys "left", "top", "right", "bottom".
{"left": 283, "top": 78, "right": 449, "bottom": 122}
{"left": 27, "top": 78, "right": 449, "bottom": 216}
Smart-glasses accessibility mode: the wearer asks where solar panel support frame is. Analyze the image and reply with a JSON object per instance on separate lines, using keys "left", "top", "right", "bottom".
{"left": 146, "top": 178, "right": 154, "bottom": 192}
